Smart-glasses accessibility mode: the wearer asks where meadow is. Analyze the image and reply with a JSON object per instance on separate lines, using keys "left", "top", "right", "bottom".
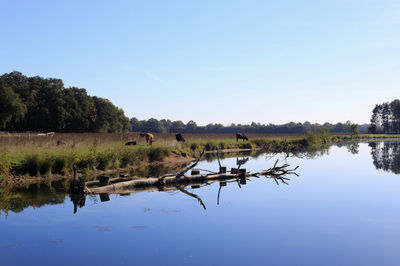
{"left": 1, "top": 132, "right": 399, "bottom": 181}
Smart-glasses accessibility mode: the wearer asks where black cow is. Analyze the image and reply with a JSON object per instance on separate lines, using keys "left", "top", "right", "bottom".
{"left": 175, "top": 133, "right": 185, "bottom": 142}
{"left": 125, "top": 141, "right": 137, "bottom": 146}
{"left": 236, "top": 133, "right": 248, "bottom": 142}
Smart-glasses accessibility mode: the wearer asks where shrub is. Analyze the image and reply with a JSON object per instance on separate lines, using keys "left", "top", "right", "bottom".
{"left": 23, "top": 154, "right": 41, "bottom": 176}
{"left": 52, "top": 157, "right": 67, "bottom": 174}
{"left": 148, "top": 147, "right": 170, "bottom": 162}
{"left": 0, "top": 150, "right": 12, "bottom": 180}
{"left": 97, "top": 151, "right": 117, "bottom": 170}
{"left": 190, "top": 143, "right": 198, "bottom": 151}
{"left": 218, "top": 141, "right": 225, "bottom": 149}
{"left": 306, "top": 132, "right": 318, "bottom": 146}
{"left": 39, "top": 157, "right": 52, "bottom": 175}
{"left": 120, "top": 150, "right": 135, "bottom": 168}
{"left": 238, "top": 143, "right": 253, "bottom": 149}
{"left": 205, "top": 141, "right": 217, "bottom": 151}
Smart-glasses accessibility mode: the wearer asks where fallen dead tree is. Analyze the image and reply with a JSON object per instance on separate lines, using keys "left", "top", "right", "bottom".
{"left": 69, "top": 151, "right": 299, "bottom": 213}
{"left": 70, "top": 145, "right": 299, "bottom": 195}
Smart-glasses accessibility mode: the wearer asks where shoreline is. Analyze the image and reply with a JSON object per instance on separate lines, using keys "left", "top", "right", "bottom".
{"left": 0, "top": 147, "right": 262, "bottom": 188}
{"left": 1, "top": 133, "right": 400, "bottom": 189}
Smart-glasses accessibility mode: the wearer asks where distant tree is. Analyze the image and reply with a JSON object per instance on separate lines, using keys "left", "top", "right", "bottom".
{"left": 91, "top": 97, "right": 129, "bottom": 133}
{"left": 368, "top": 100, "right": 400, "bottom": 134}
{"left": 369, "top": 104, "right": 382, "bottom": 133}
{"left": 0, "top": 72, "right": 128, "bottom": 133}
{"left": 63, "top": 87, "right": 96, "bottom": 132}
{"left": 170, "top": 120, "right": 185, "bottom": 133}
{"left": 130, "top": 117, "right": 141, "bottom": 132}
{"left": 390, "top": 99, "right": 400, "bottom": 133}
{"left": 346, "top": 121, "right": 359, "bottom": 136}
{"left": 143, "top": 118, "right": 165, "bottom": 133}
{"left": 382, "top": 102, "right": 391, "bottom": 133}
{"left": 185, "top": 120, "right": 197, "bottom": 133}
{"left": 0, "top": 82, "right": 27, "bottom": 129}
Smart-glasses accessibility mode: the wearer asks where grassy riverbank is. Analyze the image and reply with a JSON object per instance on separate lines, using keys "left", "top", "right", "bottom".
{"left": 1, "top": 132, "right": 399, "bottom": 181}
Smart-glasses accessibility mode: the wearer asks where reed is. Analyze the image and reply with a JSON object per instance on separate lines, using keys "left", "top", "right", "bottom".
{"left": 1, "top": 132, "right": 400, "bottom": 179}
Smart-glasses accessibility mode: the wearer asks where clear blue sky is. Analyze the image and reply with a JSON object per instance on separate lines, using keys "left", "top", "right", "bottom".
{"left": 1, "top": 0, "right": 399, "bottom": 125}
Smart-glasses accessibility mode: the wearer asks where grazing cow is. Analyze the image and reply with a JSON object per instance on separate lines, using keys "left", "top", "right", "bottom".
{"left": 236, "top": 133, "right": 248, "bottom": 142}
{"left": 175, "top": 133, "right": 185, "bottom": 143}
{"left": 125, "top": 141, "right": 137, "bottom": 146}
{"left": 57, "top": 140, "right": 66, "bottom": 146}
{"left": 140, "top": 133, "right": 154, "bottom": 145}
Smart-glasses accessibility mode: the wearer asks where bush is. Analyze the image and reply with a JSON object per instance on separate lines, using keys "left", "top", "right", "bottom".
{"left": 148, "top": 147, "right": 170, "bottom": 162}
{"left": 205, "top": 141, "right": 217, "bottom": 151}
{"left": 23, "top": 154, "right": 41, "bottom": 176}
{"left": 0, "top": 150, "right": 12, "bottom": 180}
{"left": 39, "top": 157, "right": 52, "bottom": 175}
{"left": 76, "top": 154, "right": 98, "bottom": 171}
{"left": 218, "top": 141, "right": 226, "bottom": 149}
{"left": 52, "top": 157, "right": 67, "bottom": 174}
{"left": 97, "top": 151, "right": 117, "bottom": 170}
{"left": 238, "top": 143, "right": 253, "bottom": 149}
{"left": 190, "top": 143, "right": 198, "bottom": 151}
{"left": 120, "top": 150, "right": 135, "bottom": 168}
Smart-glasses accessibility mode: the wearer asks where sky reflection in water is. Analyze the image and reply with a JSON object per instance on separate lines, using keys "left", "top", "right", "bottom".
{"left": 2, "top": 142, "right": 400, "bottom": 266}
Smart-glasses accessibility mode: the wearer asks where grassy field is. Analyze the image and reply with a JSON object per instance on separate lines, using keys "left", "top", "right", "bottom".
{"left": 0, "top": 132, "right": 399, "bottom": 180}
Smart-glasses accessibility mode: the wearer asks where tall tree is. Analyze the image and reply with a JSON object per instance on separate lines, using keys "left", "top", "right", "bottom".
{"left": 382, "top": 103, "right": 391, "bottom": 133}
{"left": 0, "top": 72, "right": 129, "bottom": 133}
{"left": 0, "top": 82, "right": 27, "bottom": 129}
{"left": 390, "top": 100, "right": 400, "bottom": 133}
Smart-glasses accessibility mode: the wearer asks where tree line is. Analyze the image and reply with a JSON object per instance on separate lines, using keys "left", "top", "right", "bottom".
{"left": 1, "top": 71, "right": 373, "bottom": 134}
{"left": 369, "top": 99, "right": 400, "bottom": 134}
{"left": 130, "top": 117, "right": 366, "bottom": 134}
{"left": 0, "top": 71, "right": 129, "bottom": 132}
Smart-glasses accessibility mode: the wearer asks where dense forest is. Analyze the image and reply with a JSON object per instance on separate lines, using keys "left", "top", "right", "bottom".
{"left": 130, "top": 117, "right": 368, "bottom": 134}
{"left": 0, "top": 71, "right": 129, "bottom": 132}
{"left": 0, "top": 71, "right": 375, "bottom": 135}
{"left": 369, "top": 100, "right": 400, "bottom": 133}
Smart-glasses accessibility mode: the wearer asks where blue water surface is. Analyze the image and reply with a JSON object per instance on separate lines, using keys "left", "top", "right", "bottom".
{"left": 1, "top": 142, "right": 400, "bottom": 266}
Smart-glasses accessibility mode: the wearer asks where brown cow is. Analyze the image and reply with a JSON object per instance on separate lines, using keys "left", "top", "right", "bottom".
{"left": 140, "top": 133, "right": 154, "bottom": 145}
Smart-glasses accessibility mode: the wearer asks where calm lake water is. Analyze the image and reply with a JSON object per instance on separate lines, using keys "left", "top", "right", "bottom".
{"left": 2, "top": 141, "right": 400, "bottom": 266}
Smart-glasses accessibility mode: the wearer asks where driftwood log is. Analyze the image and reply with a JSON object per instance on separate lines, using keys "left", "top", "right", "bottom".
{"left": 71, "top": 152, "right": 299, "bottom": 195}
{"left": 69, "top": 158, "right": 299, "bottom": 213}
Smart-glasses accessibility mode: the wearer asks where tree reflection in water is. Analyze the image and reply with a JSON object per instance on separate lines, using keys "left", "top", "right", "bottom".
{"left": 0, "top": 181, "right": 68, "bottom": 217}
{"left": 370, "top": 141, "right": 400, "bottom": 174}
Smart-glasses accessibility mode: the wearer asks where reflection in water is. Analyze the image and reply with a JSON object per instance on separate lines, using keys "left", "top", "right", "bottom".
{"left": 68, "top": 155, "right": 299, "bottom": 213}
{"left": 129, "top": 162, "right": 190, "bottom": 178}
{"left": 342, "top": 142, "right": 360, "bottom": 154}
{"left": 177, "top": 186, "right": 207, "bottom": 210}
{"left": 0, "top": 144, "right": 366, "bottom": 216}
{"left": 0, "top": 181, "right": 68, "bottom": 216}
{"left": 70, "top": 193, "right": 86, "bottom": 214}
{"left": 236, "top": 157, "right": 249, "bottom": 168}
{"left": 70, "top": 162, "right": 299, "bottom": 214}
{"left": 370, "top": 141, "right": 400, "bottom": 174}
